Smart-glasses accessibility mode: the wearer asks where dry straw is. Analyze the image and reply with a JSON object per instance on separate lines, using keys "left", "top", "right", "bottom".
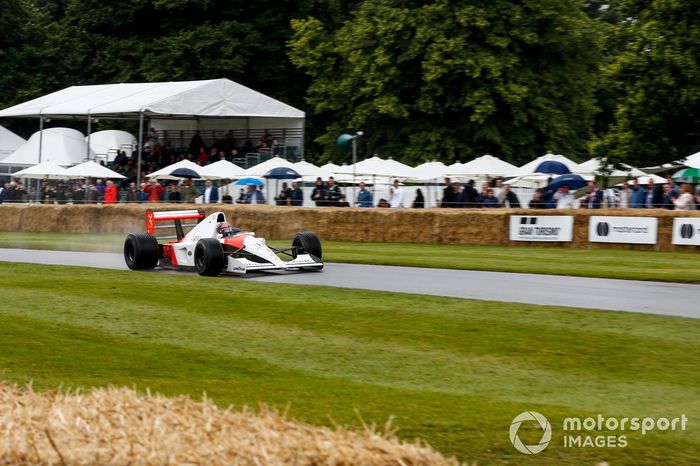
{"left": 0, "top": 383, "right": 460, "bottom": 465}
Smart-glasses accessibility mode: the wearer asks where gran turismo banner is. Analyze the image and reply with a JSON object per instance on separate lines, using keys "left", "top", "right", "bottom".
{"left": 672, "top": 218, "right": 700, "bottom": 245}
{"left": 589, "top": 216, "right": 658, "bottom": 244}
{"left": 509, "top": 216, "right": 574, "bottom": 242}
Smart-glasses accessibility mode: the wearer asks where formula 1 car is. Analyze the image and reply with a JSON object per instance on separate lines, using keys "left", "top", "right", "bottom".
{"left": 124, "top": 209, "right": 323, "bottom": 276}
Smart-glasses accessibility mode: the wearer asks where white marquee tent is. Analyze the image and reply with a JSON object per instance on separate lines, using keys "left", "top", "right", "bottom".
{"left": 244, "top": 156, "right": 297, "bottom": 177}
{"left": 87, "top": 130, "right": 135, "bottom": 162}
{"left": 0, "top": 125, "right": 26, "bottom": 160}
{"left": 509, "top": 152, "right": 584, "bottom": 176}
{"left": 458, "top": 154, "right": 519, "bottom": 177}
{"left": 0, "top": 78, "right": 305, "bottom": 184}
{"left": 1, "top": 128, "right": 93, "bottom": 166}
{"left": 13, "top": 161, "right": 70, "bottom": 179}
{"left": 65, "top": 161, "right": 125, "bottom": 179}
{"left": 0, "top": 79, "right": 305, "bottom": 120}
{"left": 147, "top": 159, "right": 208, "bottom": 180}
{"left": 198, "top": 160, "right": 247, "bottom": 179}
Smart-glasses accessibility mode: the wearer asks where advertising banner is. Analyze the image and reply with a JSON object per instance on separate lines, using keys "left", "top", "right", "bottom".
{"left": 589, "top": 216, "right": 657, "bottom": 244}
{"left": 672, "top": 218, "right": 700, "bottom": 245}
{"left": 510, "top": 216, "right": 574, "bottom": 242}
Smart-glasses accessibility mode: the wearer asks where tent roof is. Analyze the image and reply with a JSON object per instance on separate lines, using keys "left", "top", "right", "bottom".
{"left": 335, "top": 156, "right": 414, "bottom": 178}
{"left": 0, "top": 79, "right": 305, "bottom": 119}
{"left": 0, "top": 127, "right": 93, "bottom": 166}
{"left": 198, "top": 160, "right": 247, "bottom": 179}
{"left": 244, "top": 156, "right": 297, "bottom": 177}
{"left": 458, "top": 154, "right": 518, "bottom": 176}
{"left": 13, "top": 161, "right": 71, "bottom": 179}
{"left": 0, "top": 125, "right": 26, "bottom": 156}
{"left": 65, "top": 161, "right": 126, "bottom": 179}
{"left": 510, "top": 152, "right": 583, "bottom": 176}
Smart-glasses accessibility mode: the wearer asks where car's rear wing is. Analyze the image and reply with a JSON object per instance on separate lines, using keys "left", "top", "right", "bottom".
{"left": 146, "top": 209, "right": 206, "bottom": 241}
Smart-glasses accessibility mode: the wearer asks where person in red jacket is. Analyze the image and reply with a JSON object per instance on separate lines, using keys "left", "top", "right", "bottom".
{"left": 103, "top": 180, "right": 118, "bottom": 204}
{"left": 143, "top": 178, "right": 165, "bottom": 203}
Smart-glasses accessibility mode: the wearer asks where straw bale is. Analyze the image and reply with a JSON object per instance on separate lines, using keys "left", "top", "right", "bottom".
{"left": 1, "top": 204, "right": 700, "bottom": 251}
{"left": 0, "top": 383, "right": 459, "bottom": 466}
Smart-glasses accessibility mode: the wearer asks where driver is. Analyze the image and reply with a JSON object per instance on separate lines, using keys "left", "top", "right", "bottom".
{"left": 217, "top": 222, "right": 241, "bottom": 238}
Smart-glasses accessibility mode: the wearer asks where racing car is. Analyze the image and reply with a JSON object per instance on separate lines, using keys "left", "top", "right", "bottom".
{"left": 123, "top": 209, "right": 323, "bottom": 276}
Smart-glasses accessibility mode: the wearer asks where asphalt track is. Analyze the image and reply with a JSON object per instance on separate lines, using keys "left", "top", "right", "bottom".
{"left": 1, "top": 248, "right": 699, "bottom": 319}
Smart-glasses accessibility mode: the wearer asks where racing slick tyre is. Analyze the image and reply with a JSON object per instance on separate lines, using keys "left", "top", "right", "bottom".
{"left": 195, "top": 238, "right": 225, "bottom": 276}
{"left": 124, "top": 233, "right": 160, "bottom": 270}
{"left": 292, "top": 231, "right": 323, "bottom": 270}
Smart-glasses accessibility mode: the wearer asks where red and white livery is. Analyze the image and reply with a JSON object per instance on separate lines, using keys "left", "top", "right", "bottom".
{"left": 124, "top": 210, "right": 323, "bottom": 276}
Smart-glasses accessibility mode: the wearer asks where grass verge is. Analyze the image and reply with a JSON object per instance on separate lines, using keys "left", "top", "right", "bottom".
{"left": 1, "top": 231, "right": 699, "bottom": 282}
{"left": 0, "top": 262, "right": 698, "bottom": 465}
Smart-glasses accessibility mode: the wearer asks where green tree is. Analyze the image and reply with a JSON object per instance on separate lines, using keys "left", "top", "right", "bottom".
{"left": 592, "top": 0, "right": 700, "bottom": 167}
{"left": 290, "top": 0, "right": 603, "bottom": 164}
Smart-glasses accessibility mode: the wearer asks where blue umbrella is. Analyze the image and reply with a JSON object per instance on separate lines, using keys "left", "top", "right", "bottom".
{"left": 170, "top": 167, "right": 200, "bottom": 178}
{"left": 535, "top": 160, "right": 570, "bottom": 175}
{"left": 234, "top": 177, "right": 264, "bottom": 186}
{"left": 547, "top": 174, "right": 588, "bottom": 191}
{"left": 264, "top": 167, "right": 301, "bottom": 179}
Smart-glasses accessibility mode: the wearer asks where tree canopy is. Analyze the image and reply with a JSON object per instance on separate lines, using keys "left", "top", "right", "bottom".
{"left": 0, "top": 0, "right": 699, "bottom": 167}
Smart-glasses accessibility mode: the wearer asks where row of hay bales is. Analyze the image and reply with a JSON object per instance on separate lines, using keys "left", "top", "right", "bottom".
{"left": 0, "top": 383, "right": 457, "bottom": 466}
{"left": 1, "top": 204, "right": 699, "bottom": 251}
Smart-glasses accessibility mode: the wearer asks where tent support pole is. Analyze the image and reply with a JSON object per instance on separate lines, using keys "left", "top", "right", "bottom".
{"left": 137, "top": 112, "right": 144, "bottom": 187}
{"left": 86, "top": 114, "right": 92, "bottom": 162}
{"left": 37, "top": 116, "right": 44, "bottom": 202}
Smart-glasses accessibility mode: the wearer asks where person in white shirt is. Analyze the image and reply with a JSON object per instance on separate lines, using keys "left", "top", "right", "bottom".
{"left": 389, "top": 179, "right": 404, "bottom": 208}
{"left": 203, "top": 179, "right": 219, "bottom": 203}
{"left": 554, "top": 185, "right": 575, "bottom": 209}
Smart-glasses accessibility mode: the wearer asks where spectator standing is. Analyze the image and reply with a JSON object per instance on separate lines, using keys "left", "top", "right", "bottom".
{"left": 326, "top": 177, "right": 342, "bottom": 206}
{"left": 493, "top": 178, "right": 506, "bottom": 204}
{"left": 630, "top": 178, "right": 645, "bottom": 208}
{"left": 482, "top": 188, "right": 500, "bottom": 207}
{"left": 184, "top": 179, "right": 201, "bottom": 203}
{"left": 240, "top": 184, "right": 266, "bottom": 204}
{"left": 502, "top": 184, "right": 520, "bottom": 208}
{"left": 673, "top": 184, "right": 695, "bottom": 210}
{"left": 311, "top": 177, "right": 327, "bottom": 207}
{"left": 71, "top": 184, "right": 85, "bottom": 204}
{"left": 441, "top": 177, "right": 458, "bottom": 207}
{"left": 103, "top": 180, "right": 118, "bottom": 204}
{"left": 86, "top": 184, "right": 98, "bottom": 204}
{"left": 290, "top": 181, "right": 303, "bottom": 206}
{"left": 357, "top": 182, "right": 373, "bottom": 207}
{"left": 125, "top": 182, "right": 139, "bottom": 203}
{"left": 412, "top": 188, "right": 425, "bottom": 208}
{"left": 389, "top": 179, "right": 405, "bottom": 208}
{"left": 168, "top": 182, "right": 182, "bottom": 202}
{"left": 619, "top": 182, "right": 632, "bottom": 208}
{"left": 582, "top": 180, "right": 603, "bottom": 209}
{"left": 203, "top": 179, "right": 219, "bottom": 203}
{"left": 554, "top": 185, "right": 575, "bottom": 209}
{"left": 275, "top": 182, "right": 292, "bottom": 206}
{"left": 337, "top": 194, "right": 351, "bottom": 207}
{"left": 143, "top": 178, "right": 165, "bottom": 203}
{"left": 643, "top": 180, "right": 662, "bottom": 208}
{"left": 661, "top": 183, "right": 675, "bottom": 209}
{"left": 460, "top": 180, "right": 479, "bottom": 207}
{"left": 528, "top": 190, "right": 547, "bottom": 209}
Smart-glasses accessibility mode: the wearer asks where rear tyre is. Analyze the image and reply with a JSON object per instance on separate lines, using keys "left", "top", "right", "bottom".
{"left": 124, "top": 233, "right": 160, "bottom": 270}
{"left": 195, "top": 238, "right": 225, "bottom": 276}
{"left": 292, "top": 231, "right": 323, "bottom": 270}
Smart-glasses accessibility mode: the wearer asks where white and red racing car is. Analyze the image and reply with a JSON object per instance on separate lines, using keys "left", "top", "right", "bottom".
{"left": 124, "top": 209, "right": 323, "bottom": 276}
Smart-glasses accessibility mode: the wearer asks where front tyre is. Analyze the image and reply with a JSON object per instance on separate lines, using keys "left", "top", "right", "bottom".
{"left": 195, "top": 238, "right": 225, "bottom": 276}
{"left": 124, "top": 233, "right": 160, "bottom": 270}
{"left": 292, "top": 231, "right": 323, "bottom": 270}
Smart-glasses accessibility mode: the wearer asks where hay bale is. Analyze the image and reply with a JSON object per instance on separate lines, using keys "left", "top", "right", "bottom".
{"left": 1, "top": 204, "right": 700, "bottom": 252}
{"left": 0, "top": 383, "right": 459, "bottom": 466}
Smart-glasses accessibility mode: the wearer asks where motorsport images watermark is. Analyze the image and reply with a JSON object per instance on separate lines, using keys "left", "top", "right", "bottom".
{"left": 509, "top": 411, "right": 689, "bottom": 454}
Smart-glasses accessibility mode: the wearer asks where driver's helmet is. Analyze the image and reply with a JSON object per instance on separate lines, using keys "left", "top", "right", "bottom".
{"left": 218, "top": 222, "right": 236, "bottom": 238}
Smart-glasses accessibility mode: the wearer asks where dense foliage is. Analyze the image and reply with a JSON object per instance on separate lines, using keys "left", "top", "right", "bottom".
{"left": 0, "top": 0, "right": 698, "bottom": 166}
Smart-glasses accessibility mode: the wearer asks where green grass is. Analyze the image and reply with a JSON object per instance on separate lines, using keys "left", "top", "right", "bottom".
{"left": 1, "top": 262, "right": 698, "bottom": 465}
{"left": 1, "top": 231, "right": 699, "bottom": 282}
